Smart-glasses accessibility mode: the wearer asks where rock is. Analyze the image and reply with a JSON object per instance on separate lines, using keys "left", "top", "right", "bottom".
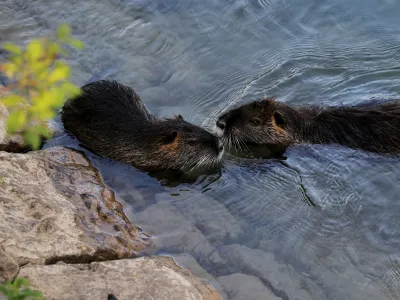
{"left": 19, "top": 256, "right": 222, "bottom": 300}
{"left": 218, "top": 244, "right": 327, "bottom": 300}
{"left": 0, "top": 247, "right": 18, "bottom": 282}
{"left": 0, "top": 147, "right": 149, "bottom": 281}
{"left": 0, "top": 86, "right": 54, "bottom": 153}
{"left": 217, "top": 273, "right": 282, "bottom": 300}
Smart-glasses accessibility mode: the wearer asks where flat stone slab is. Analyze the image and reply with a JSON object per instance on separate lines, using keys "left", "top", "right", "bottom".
{"left": 19, "top": 256, "right": 222, "bottom": 300}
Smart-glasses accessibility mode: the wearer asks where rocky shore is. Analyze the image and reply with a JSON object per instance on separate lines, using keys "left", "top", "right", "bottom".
{"left": 0, "top": 95, "right": 222, "bottom": 299}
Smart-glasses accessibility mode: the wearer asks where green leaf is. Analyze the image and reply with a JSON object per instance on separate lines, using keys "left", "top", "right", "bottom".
{"left": 3, "top": 42, "right": 22, "bottom": 55}
{"left": 50, "top": 88, "right": 66, "bottom": 107}
{"left": 48, "top": 42, "right": 61, "bottom": 57}
{"left": 60, "top": 82, "right": 81, "bottom": 98}
{"left": 35, "top": 125, "right": 52, "bottom": 138}
{"left": 30, "top": 59, "right": 48, "bottom": 78}
{"left": 10, "top": 54, "right": 23, "bottom": 66}
{"left": 0, "top": 277, "right": 44, "bottom": 300}
{"left": 14, "top": 277, "right": 29, "bottom": 288}
{"left": 39, "top": 109, "right": 56, "bottom": 120}
{"left": 0, "top": 284, "right": 8, "bottom": 294}
{"left": 67, "top": 38, "right": 85, "bottom": 50}
{"left": 24, "top": 130, "right": 41, "bottom": 150}
{"left": 7, "top": 110, "right": 26, "bottom": 133}
{"left": 57, "top": 24, "right": 72, "bottom": 41}
{"left": 29, "top": 104, "right": 56, "bottom": 120}
{"left": 1, "top": 94, "right": 25, "bottom": 107}
{"left": 26, "top": 40, "right": 43, "bottom": 62}
{"left": 17, "top": 289, "right": 44, "bottom": 299}
{"left": 48, "top": 62, "right": 70, "bottom": 83}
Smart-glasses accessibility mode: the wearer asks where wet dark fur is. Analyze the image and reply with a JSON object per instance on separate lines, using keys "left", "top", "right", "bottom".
{"left": 61, "top": 80, "right": 223, "bottom": 172}
{"left": 216, "top": 98, "right": 400, "bottom": 155}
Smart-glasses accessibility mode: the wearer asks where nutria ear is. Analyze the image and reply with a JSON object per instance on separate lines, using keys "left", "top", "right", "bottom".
{"left": 273, "top": 111, "right": 285, "bottom": 128}
{"left": 177, "top": 114, "right": 184, "bottom": 120}
{"left": 162, "top": 131, "right": 179, "bottom": 144}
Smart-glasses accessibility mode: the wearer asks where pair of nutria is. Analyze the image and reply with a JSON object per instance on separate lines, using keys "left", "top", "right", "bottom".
{"left": 61, "top": 80, "right": 400, "bottom": 174}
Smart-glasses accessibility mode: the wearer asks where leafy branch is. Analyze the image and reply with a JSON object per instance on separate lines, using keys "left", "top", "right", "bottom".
{"left": 0, "top": 24, "right": 85, "bottom": 150}
{"left": 0, "top": 278, "right": 43, "bottom": 300}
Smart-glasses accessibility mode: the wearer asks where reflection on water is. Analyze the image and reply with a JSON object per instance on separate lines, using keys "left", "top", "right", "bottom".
{"left": 4, "top": 0, "right": 400, "bottom": 299}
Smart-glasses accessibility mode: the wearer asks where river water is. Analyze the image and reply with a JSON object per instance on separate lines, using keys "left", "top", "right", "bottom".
{"left": 3, "top": 0, "right": 400, "bottom": 299}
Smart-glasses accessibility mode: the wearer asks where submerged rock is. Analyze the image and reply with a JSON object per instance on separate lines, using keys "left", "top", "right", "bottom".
{"left": 0, "top": 147, "right": 149, "bottom": 281}
{"left": 19, "top": 256, "right": 222, "bottom": 300}
{"left": 218, "top": 273, "right": 282, "bottom": 300}
{"left": 218, "top": 244, "right": 326, "bottom": 300}
{"left": 173, "top": 254, "right": 227, "bottom": 299}
{"left": 133, "top": 202, "right": 222, "bottom": 265}
{"left": 166, "top": 193, "right": 245, "bottom": 244}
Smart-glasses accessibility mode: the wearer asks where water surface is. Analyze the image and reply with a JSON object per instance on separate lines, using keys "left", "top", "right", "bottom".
{"left": 3, "top": 0, "right": 400, "bottom": 299}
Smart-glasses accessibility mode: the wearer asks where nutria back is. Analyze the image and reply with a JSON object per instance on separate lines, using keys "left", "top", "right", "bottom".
{"left": 61, "top": 80, "right": 223, "bottom": 172}
{"left": 216, "top": 97, "right": 400, "bottom": 155}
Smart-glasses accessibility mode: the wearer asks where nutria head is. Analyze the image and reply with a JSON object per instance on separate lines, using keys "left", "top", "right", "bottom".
{"left": 132, "top": 115, "right": 224, "bottom": 173}
{"left": 215, "top": 98, "right": 301, "bottom": 150}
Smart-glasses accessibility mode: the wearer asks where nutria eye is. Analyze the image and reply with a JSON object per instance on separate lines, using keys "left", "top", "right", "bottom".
{"left": 250, "top": 118, "right": 261, "bottom": 126}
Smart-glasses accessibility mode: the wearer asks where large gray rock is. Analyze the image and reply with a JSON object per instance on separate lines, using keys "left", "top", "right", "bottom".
{"left": 19, "top": 256, "right": 222, "bottom": 300}
{"left": 0, "top": 147, "right": 149, "bottom": 281}
{"left": 0, "top": 248, "right": 18, "bottom": 282}
{"left": 218, "top": 273, "right": 282, "bottom": 300}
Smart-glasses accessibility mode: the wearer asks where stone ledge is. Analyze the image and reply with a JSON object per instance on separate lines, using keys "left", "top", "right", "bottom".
{"left": 19, "top": 256, "right": 222, "bottom": 300}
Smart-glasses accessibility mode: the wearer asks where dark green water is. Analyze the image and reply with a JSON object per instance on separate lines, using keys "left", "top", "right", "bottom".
{"left": 3, "top": 0, "right": 400, "bottom": 299}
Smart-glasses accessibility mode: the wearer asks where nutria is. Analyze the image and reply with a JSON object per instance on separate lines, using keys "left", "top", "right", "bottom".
{"left": 216, "top": 97, "right": 400, "bottom": 155}
{"left": 61, "top": 80, "right": 224, "bottom": 172}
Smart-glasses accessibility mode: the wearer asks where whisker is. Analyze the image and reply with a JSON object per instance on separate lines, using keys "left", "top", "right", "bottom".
{"left": 237, "top": 134, "right": 250, "bottom": 153}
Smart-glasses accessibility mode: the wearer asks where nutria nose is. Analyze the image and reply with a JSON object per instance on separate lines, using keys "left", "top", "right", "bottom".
{"left": 216, "top": 119, "right": 226, "bottom": 131}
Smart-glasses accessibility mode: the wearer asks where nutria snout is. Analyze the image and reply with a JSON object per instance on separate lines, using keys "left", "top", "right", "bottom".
{"left": 217, "top": 97, "right": 400, "bottom": 155}
{"left": 61, "top": 80, "right": 224, "bottom": 172}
